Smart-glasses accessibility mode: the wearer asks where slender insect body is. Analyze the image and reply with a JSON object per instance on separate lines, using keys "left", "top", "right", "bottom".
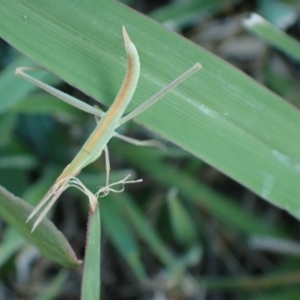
{"left": 51, "top": 27, "right": 141, "bottom": 187}
{"left": 62, "top": 121, "right": 113, "bottom": 175}
{"left": 15, "top": 26, "right": 201, "bottom": 232}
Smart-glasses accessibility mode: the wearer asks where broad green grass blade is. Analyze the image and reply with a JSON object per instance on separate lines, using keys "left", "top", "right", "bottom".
{"left": 81, "top": 204, "right": 101, "bottom": 300}
{"left": 1, "top": 1, "right": 300, "bottom": 220}
{"left": 0, "top": 186, "right": 81, "bottom": 267}
{"left": 243, "top": 13, "right": 300, "bottom": 62}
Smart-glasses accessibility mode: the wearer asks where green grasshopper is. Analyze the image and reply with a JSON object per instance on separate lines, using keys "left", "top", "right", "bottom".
{"left": 16, "top": 27, "right": 201, "bottom": 231}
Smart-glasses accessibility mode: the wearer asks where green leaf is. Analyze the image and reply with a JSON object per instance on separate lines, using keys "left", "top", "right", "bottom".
{"left": 81, "top": 205, "right": 101, "bottom": 300}
{"left": 1, "top": 1, "right": 300, "bottom": 220}
{"left": 0, "top": 186, "right": 81, "bottom": 267}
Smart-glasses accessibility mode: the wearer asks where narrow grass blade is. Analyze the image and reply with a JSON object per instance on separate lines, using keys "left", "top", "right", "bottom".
{"left": 81, "top": 204, "right": 101, "bottom": 300}
{"left": 114, "top": 192, "right": 202, "bottom": 279}
{"left": 112, "top": 192, "right": 175, "bottom": 267}
{"left": 101, "top": 196, "right": 147, "bottom": 280}
{"left": 243, "top": 13, "right": 300, "bottom": 62}
{"left": 167, "top": 188, "right": 198, "bottom": 248}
